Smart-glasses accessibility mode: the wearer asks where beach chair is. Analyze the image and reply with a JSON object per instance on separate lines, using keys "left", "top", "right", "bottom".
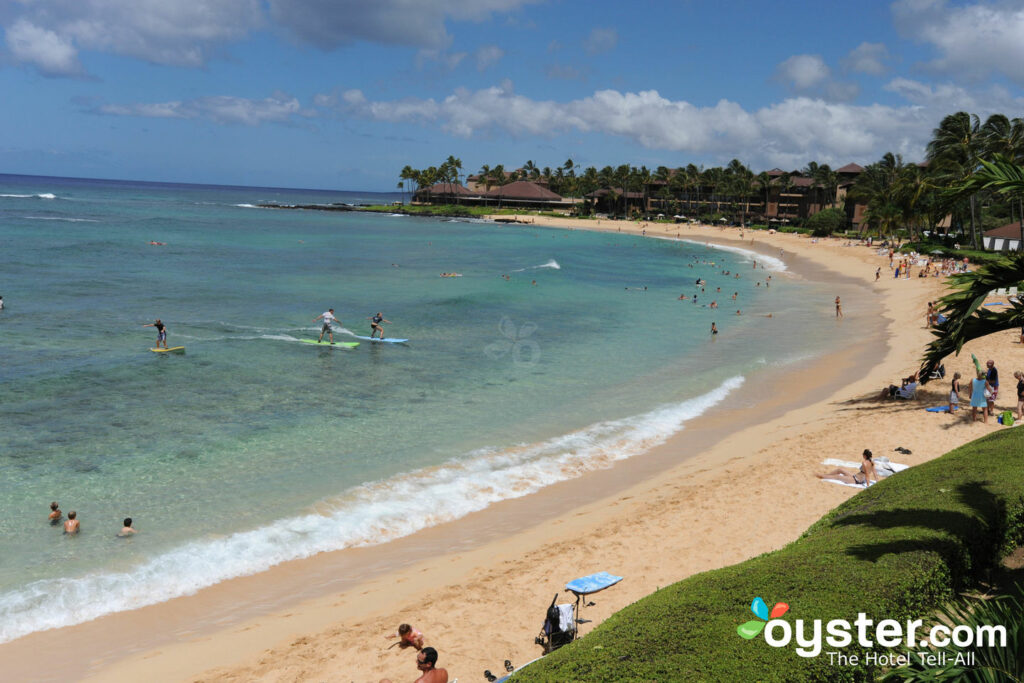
{"left": 895, "top": 382, "right": 919, "bottom": 400}
{"left": 928, "top": 364, "right": 945, "bottom": 381}
{"left": 535, "top": 594, "right": 577, "bottom": 654}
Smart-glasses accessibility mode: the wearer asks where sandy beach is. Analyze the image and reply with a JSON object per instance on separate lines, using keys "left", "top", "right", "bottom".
{"left": 8, "top": 218, "right": 1019, "bottom": 683}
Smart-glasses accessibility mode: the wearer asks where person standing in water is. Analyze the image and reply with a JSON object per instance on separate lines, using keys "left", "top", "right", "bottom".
{"left": 143, "top": 319, "right": 168, "bottom": 349}
{"left": 368, "top": 312, "right": 391, "bottom": 339}
{"left": 314, "top": 308, "right": 340, "bottom": 344}
{"left": 835, "top": 296, "right": 843, "bottom": 318}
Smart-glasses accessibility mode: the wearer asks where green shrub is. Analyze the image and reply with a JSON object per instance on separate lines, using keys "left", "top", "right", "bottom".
{"left": 515, "top": 429, "right": 1024, "bottom": 682}
{"left": 807, "top": 208, "right": 848, "bottom": 237}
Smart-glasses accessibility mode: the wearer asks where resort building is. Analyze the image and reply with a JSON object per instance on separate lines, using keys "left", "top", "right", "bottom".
{"left": 983, "top": 222, "right": 1024, "bottom": 251}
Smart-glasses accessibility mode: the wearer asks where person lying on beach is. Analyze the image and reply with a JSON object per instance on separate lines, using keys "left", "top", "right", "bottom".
{"left": 63, "top": 511, "right": 80, "bottom": 535}
{"left": 48, "top": 501, "right": 62, "bottom": 525}
{"left": 385, "top": 623, "right": 424, "bottom": 650}
{"left": 380, "top": 646, "right": 447, "bottom": 683}
{"left": 118, "top": 518, "right": 137, "bottom": 537}
{"left": 816, "top": 449, "right": 877, "bottom": 486}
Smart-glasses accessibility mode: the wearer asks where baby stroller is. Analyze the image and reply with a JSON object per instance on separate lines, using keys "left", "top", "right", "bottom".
{"left": 535, "top": 593, "right": 577, "bottom": 654}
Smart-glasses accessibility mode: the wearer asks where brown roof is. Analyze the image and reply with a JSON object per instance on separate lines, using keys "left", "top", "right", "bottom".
{"left": 765, "top": 168, "right": 787, "bottom": 177}
{"left": 486, "top": 181, "right": 562, "bottom": 200}
{"left": 836, "top": 163, "right": 864, "bottom": 174}
{"left": 419, "top": 182, "right": 474, "bottom": 196}
{"left": 984, "top": 222, "right": 1024, "bottom": 239}
{"left": 789, "top": 176, "right": 815, "bottom": 187}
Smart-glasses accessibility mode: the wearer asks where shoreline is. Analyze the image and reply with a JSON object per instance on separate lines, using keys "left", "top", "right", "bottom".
{"left": 8, "top": 218, "right": 1014, "bottom": 682}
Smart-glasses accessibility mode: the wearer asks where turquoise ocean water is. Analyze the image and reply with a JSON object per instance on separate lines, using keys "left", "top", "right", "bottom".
{"left": 0, "top": 173, "right": 851, "bottom": 642}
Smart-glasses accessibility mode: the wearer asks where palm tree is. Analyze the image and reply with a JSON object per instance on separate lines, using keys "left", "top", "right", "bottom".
{"left": 756, "top": 171, "right": 772, "bottom": 221}
{"left": 882, "top": 583, "right": 1024, "bottom": 681}
{"left": 981, "top": 114, "right": 1024, "bottom": 228}
{"left": 920, "top": 157, "right": 1024, "bottom": 377}
{"left": 927, "top": 112, "right": 983, "bottom": 248}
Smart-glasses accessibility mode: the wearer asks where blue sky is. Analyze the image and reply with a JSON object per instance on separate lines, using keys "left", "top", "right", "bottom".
{"left": 1, "top": 0, "right": 1022, "bottom": 191}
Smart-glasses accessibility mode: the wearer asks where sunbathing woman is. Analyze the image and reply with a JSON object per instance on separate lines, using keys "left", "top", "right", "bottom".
{"left": 816, "top": 449, "right": 877, "bottom": 486}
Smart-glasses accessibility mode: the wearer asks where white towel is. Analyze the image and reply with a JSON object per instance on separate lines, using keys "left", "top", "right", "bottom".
{"left": 822, "top": 458, "right": 908, "bottom": 474}
{"left": 557, "top": 604, "right": 575, "bottom": 632}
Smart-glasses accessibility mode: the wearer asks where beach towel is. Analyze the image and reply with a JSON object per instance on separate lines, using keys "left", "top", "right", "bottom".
{"left": 557, "top": 604, "right": 575, "bottom": 632}
{"left": 565, "top": 572, "right": 623, "bottom": 596}
{"left": 926, "top": 405, "right": 958, "bottom": 412}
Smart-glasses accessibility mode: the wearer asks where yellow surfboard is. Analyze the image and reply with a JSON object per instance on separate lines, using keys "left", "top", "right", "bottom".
{"left": 150, "top": 346, "right": 185, "bottom": 353}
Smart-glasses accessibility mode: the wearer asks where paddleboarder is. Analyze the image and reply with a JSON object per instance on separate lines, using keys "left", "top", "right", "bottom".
{"left": 368, "top": 312, "right": 391, "bottom": 339}
{"left": 314, "top": 308, "right": 340, "bottom": 344}
{"left": 143, "top": 319, "right": 168, "bottom": 349}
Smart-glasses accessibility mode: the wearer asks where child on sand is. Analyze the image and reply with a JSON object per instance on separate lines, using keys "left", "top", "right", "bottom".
{"left": 386, "top": 623, "right": 425, "bottom": 650}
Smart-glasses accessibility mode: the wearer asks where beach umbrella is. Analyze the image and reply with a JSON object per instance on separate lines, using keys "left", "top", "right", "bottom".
{"left": 769, "top": 218, "right": 779, "bottom": 223}
{"left": 719, "top": 217, "right": 727, "bottom": 222}
{"left": 931, "top": 249, "right": 944, "bottom": 254}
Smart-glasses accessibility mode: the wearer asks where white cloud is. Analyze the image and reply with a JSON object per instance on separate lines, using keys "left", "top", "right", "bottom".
{"left": 842, "top": 42, "right": 891, "bottom": 75}
{"left": 775, "top": 54, "right": 830, "bottom": 90}
{"left": 3, "top": 0, "right": 263, "bottom": 71}
{"left": 1, "top": 0, "right": 539, "bottom": 73}
{"left": 475, "top": 45, "right": 504, "bottom": 71}
{"left": 892, "top": 0, "right": 1024, "bottom": 84}
{"left": 267, "top": 0, "right": 540, "bottom": 50}
{"left": 5, "top": 19, "right": 82, "bottom": 76}
{"left": 313, "top": 81, "right": 1024, "bottom": 169}
{"left": 415, "top": 49, "right": 468, "bottom": 71}
{"left": 774, "top": 54, "right": 859, "bottom": 102}
{"left": 97, "top": 93, "right": 313, "bottom": 125}
{"left": 583, "top": 27, "right": 617, "bottom": 55}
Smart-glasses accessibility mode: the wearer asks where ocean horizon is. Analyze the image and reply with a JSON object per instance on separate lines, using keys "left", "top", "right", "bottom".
{"left": 1, "top": 173, "right": 856, "bottom": 642}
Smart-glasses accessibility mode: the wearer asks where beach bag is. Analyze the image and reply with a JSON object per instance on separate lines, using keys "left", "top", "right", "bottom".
{"left": 1002, "top": 411, "right": 1015, "bottom": 426}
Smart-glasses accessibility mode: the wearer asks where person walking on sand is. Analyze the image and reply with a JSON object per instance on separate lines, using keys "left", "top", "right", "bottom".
{"left": 63, "top": 511, "right": 80, "bottom": 535}
{"left": 969, "top": 371, "right": 992, "bottom": 424}
{"left": 143, "top": 319, "right": 168, "bottom": 349}
{"left": 1014, "top": 370, "right": 1024, "bottom": 421}
{"left": 368, "top": 312, "right": 391, "bottom": 340}
{"left": 48, "top": 501, "right": 62, "bottom": 525}
{"left": 835, "top": 296, "right": 843, "bottom": 318}
{"left": 314, "top": 308, "right": 340, "bottom": 344}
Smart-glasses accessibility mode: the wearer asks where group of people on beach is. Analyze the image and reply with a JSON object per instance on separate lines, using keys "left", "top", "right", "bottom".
{"left": 950, "top": 359, "right": 1022, "bottom": 424}
{"left": 380, "top": 624, "right": 450, "bottom": 683}
{"left": 48, "top": 502, "right": 136, "bottom": 536}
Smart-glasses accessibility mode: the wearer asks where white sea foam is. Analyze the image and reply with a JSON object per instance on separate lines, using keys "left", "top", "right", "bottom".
{"left": 512, "top": 259, "right": 561, "bottom": 272}
{"left": 660, "top": 236, "right": 787, "bottom": 272}
{"left": 234, "top": 203, "right": 258, "bottom": 208}
{"left": 0, "top": 375, "right": 742, "bottom": 643}
{"left": 1, "top": 192, "right": 57, "bottom": 199}
{"left": 22, "top": 216, "right": 99, "bottom": 223}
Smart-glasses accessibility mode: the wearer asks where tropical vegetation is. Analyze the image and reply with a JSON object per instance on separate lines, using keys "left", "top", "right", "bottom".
{"left": 398, "top": 111, "right": 1024, "bottom": 246}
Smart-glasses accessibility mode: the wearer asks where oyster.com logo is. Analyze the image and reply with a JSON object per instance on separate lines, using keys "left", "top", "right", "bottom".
{"left": 484, "top": 316, "right": 540, "bottom": 366}
{"left": 737, "top": 597, "right": 789, "bottom": 640}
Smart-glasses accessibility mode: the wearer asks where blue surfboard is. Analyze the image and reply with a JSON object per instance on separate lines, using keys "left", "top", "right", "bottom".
{"left": 350, "top": 335, "right": 408, "bottom": 343}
